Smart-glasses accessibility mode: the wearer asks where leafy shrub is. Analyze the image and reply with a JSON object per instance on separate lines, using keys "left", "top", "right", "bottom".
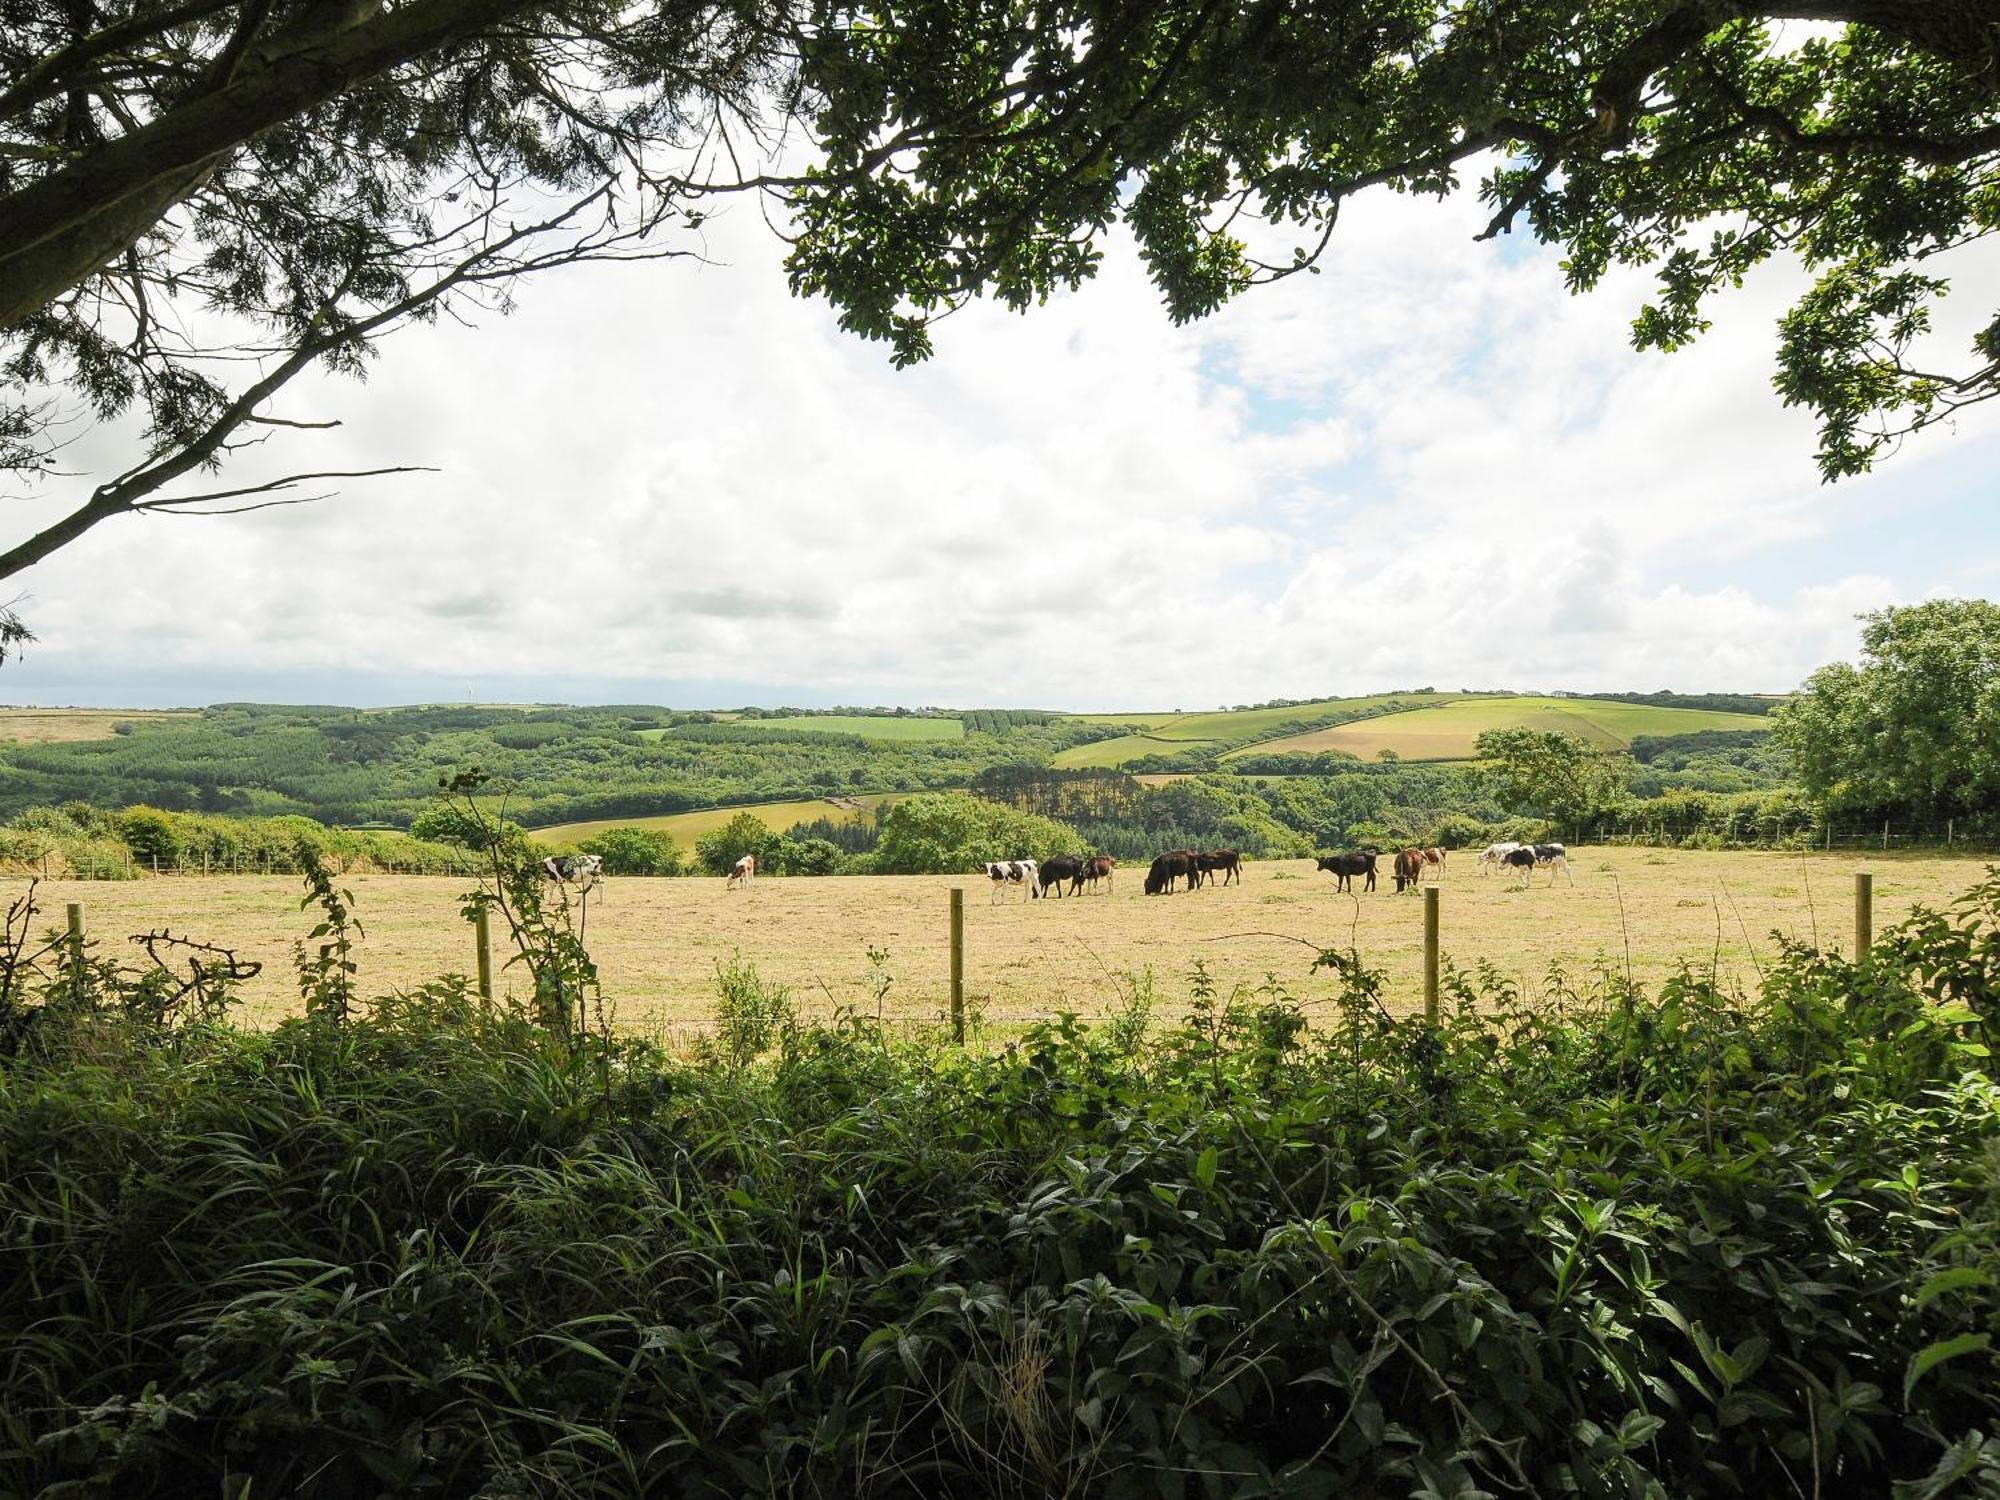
{"left": 575, "top": 825, "right": 682, "bottom": 876}
{"left": 709, "top": 953, "right": 794, "bottom": 1065}
{"left": 3, "top": 874, "right": 2000, "bottom": 1496}
{"left": 693, "top": 810, "right": 779, "bottom": 875}
{"left": 872, "top": 791, "right": 1087, "bottom": 873}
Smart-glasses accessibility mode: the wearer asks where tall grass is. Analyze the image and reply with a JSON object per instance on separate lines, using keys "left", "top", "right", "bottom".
{"left": 0, "top": 871, "right": 1996, "bottom": 1496}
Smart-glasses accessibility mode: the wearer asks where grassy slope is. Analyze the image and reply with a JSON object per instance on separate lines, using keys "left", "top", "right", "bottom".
{"left": 1052, "top": 695, "right": 1476, "bottom": 768}
{"left": 532, "top": 793, "right": 903, "bottom": 847}
{"left": 1234, "top": 697, "right": 1771, "bottom": 762}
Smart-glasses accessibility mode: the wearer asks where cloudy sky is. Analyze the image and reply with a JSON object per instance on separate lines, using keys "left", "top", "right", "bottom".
{"left": 9, "top": 177, "right": 1999, "bottom": 711}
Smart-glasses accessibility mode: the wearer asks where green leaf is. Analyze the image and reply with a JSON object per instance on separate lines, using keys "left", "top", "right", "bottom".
{"left": 1915, "top": 1267, "right": 1989, "bottom": 1308}
{"left": 1904, "top": 1333, "right": 1991, "bottom": 1403}
{"left": 1194, "top": 1146, "right": 1218, "bottom": 1190}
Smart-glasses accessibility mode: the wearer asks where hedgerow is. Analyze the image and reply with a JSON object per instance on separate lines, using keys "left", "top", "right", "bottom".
{"left": 1, "top": 870, "right": 1997, "bottom": 1496}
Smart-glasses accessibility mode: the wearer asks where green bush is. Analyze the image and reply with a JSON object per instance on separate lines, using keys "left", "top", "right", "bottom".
{"left": 872, "top": 791, "right": 1087, "bottom": 873}
{"left": 575, "top": 826, "right": 682, "bottom": 876}
{"left": 694, "top": 810, "right": 780, "bottom": 875}
{"left": 2, "top": 873, "right": 2000, "bottom": 1494}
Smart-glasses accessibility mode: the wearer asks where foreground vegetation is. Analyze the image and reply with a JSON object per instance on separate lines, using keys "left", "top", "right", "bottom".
{"left": 1, "top": 861, "right": 1996, "bottom": 1496}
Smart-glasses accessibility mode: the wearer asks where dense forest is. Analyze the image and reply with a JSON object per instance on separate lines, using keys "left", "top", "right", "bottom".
{"left": 0, "top": 704, "right": 1119, "bottom": 828}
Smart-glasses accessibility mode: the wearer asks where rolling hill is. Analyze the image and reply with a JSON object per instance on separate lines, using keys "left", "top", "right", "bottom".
{"left": 1227, "top": 697, "right": 1771, "bottom": 763}
{"left": 1048, "top": 694, "right": 1771, "bottom": 770}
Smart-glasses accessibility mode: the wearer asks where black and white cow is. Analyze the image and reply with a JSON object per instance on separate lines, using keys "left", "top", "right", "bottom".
{"left": 985, "top": 859, "right": 1039, "bottom": 903}
{"left": 1533, "top": 843, "right": 1573, "bottom": 886}
{"left": 541, "top": 853, "right": 604, "bottom": 898}
{"left": 1477, "top": 841, "right": 1522, "bottom": 875}
{"left": 1501, "top": 845, "right": 1538, "bottom": 888}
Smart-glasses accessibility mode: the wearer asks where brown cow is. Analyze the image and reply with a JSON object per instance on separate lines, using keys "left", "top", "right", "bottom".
{"left": 1081, "top": 855, "right": 1117, "bottom": 892}
{"left": 1196, "top": 849, "right": 1241, "bottom": 887}
{"left": 1393, "top": 848, "right": 1424, "bottom": 893}
{"left": 1421, "top": 847, "right": 1447, "bottom": 881}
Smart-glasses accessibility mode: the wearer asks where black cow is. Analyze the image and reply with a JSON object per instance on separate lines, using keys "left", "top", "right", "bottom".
{"left": 1315, "top": 851, "right": 1377, "bottom": 893}
{"left": 1038, "top": 854, "right": 1087, "bottom": 897}
{"left": 1144, "top": 848, "right": 1200, "bottom": 895}
{"left": 1196, "top": 849, "right": 1241, "bottom": 887}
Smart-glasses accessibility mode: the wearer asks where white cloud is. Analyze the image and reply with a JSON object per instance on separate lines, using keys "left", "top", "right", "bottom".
{"left": 8, "top": 178, "right": 1997, "bottom": 709}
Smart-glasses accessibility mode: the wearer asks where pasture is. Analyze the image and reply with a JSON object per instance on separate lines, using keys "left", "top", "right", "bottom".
{"left": 29, "top": 847, "right": 1984, "bottom": 1031}
{"left": 530, "top": 792, "right": 902, "bottom": 847}
{"left": 0, "top": 707, "right": 196, "bottom": 743}
{"left": 1232, "top": 696, "right": 1772, "bottom": 762}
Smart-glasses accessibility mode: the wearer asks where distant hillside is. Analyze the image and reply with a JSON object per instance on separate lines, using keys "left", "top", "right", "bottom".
{"left": 1234, "top": 697, "right": 1770, "bottom": 764}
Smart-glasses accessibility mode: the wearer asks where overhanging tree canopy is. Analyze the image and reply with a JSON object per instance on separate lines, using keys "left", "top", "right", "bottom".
{"left": 3, "top": 0, "right": 1997, "bottom": 583}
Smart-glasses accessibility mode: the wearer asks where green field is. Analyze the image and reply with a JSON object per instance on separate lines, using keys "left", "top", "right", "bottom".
{"left": 1053, "top": 694, "right": 1478, "bottom": 768}
{"left": 1233, "top": 696, "right": 1770, "bottom": 762}
{"left": 531, "top": 793, "right": 905, "bottom": 848}
{"left": 1051, "top": 733, "right": 1228, "bottom": 768}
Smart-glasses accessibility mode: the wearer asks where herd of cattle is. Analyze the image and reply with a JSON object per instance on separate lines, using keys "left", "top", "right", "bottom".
{"left": 541, "top": 841, "right": 1574, "bottom": 904}
{"left": 981, "top": 840, "right": 1572, "bottom": 902}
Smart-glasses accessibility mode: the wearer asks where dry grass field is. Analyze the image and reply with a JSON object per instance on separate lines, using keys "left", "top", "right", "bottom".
{"left": 0, "top": 708, "right": 196, "bottom": 743}
{"left": 19, "top": 847, "right": 1989, "bottom": 1034}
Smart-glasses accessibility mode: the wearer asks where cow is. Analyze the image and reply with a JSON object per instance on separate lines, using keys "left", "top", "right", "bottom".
{"left": 1144, "top": 849, "right": 1200, "bottom": 895}
{"left": 1393, "top": 848, "right": 1425, "bottom": 892}
{"left": 1534, "top": 843, "right": 1574, "bottom": 886}
{"left": 1477, "top": 841, "right": 1522, "bottom": 875}
{"left": 541, "top": 853, "right": 604, "bottom": 899}
{"left": 1038, "top": 854, "right": 1087, "bottom": 897}
{"left": 726, "top": 853, "right": 756, "bottom": 889}
{"left": 1315, "top": 851, "right": 1377, "bottom": 893}
{"left": 1421, "top": 847, "right": 1447, "bottom": 881}
{"left": 1196, "top": 849, "right": 1241, "bottom": 887}
{"left": 1501, "top": 845, "right": 1538, "bottom": 887}
{"left": 985, "top": 859, "right": 1038, "bottom": 903}
{"left": 1080, "top": 855, "right": 1117, "bottom": 893}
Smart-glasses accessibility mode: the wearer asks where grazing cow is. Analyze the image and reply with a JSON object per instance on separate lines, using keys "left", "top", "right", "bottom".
{"left": 1038, "top": 854, "right": 1087, "bottom": 898}
{"left": 1081, "top": 855, "right": 1117, "bottom": 893}
{"left": 1421, "top": 847, "right": 1447, "bottom": 881}
{"left": 1502, "top": 845, "right": 1538, "bottom": 887}
{"left": 1196, "top": 849, "right": 1241, "bottom": 887}
{"left": 984, "top": 859, "right": 1039, "bottom": 903}
{"left": 1315, "top": 851, "right": 1377, "bottom": 893}
{"left": 1393, "top": 848, "right": 1425, "bottom": 893}
{"left": 541, "top": 853, "right": 604, "bottom": 898}
{"left": 1534, "top": 843, "right": 1574, "bottom": 887}
{"left": 1477, "top": 841, "right": 1522, "bottom": 875}
{"left": 726, "top": 853, "right": 756, "bottom": 889}
{"left": 1144, "top": 849, "right": 1200, "bottom": 895}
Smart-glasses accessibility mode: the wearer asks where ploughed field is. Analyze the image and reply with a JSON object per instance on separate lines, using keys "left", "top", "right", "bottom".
{"left": 20, "top": 847, "right": 1985, "bottom": 1032}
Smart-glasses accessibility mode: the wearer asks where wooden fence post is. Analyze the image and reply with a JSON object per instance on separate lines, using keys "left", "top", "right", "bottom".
{"left": 473, "top": 908, "right": 494, "bottom": 1001}
{"left": 1855, "top": 872, "right": 1873, "bottom": 958}
{"left": 65, "top": 902, "right": 82, "bottom": 964}
{"left": 949, "top": 887, "right": 965, "bottom": 1045}
{"left": 1423, "top": 886, "right": 1440, "bottom": 1025}
{"left": 1882, "top": 820, "right": 1890, "bottom": 851}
